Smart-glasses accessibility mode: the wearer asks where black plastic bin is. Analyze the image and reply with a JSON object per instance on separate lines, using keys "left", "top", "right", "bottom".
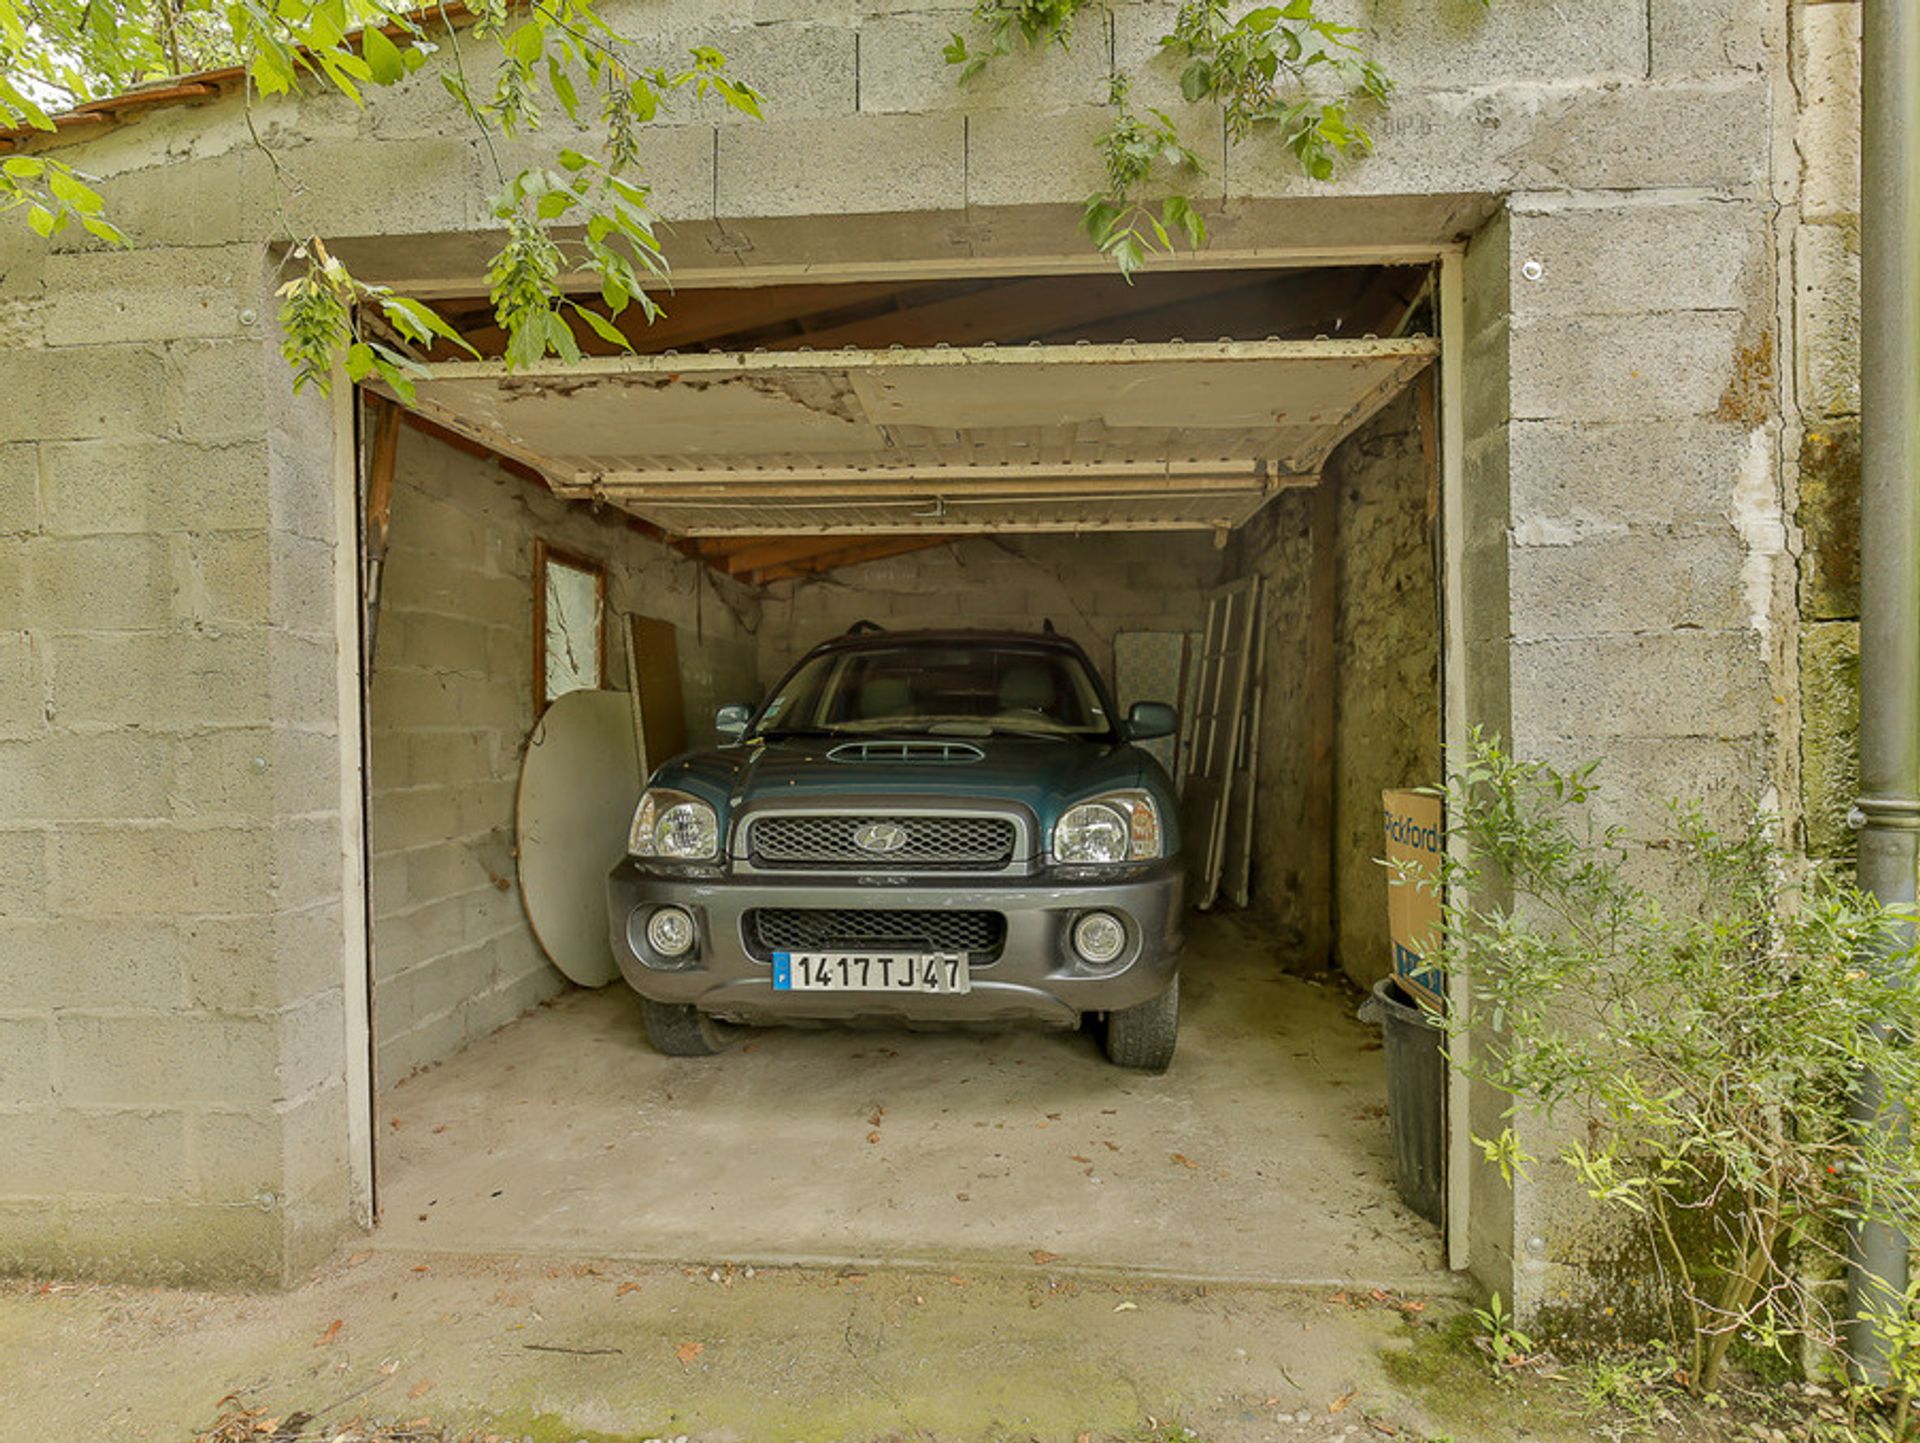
{"left": 1358, "top": 977, "right": 1445, "bottom": 1227}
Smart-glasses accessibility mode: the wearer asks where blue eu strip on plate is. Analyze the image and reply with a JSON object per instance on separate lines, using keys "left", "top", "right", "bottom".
{"left": 772, "top": 952, "right": 792, "bottom": 990}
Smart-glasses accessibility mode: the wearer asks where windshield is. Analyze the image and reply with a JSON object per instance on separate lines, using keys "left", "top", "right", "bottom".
{"left": 753, "top": 643, "right": 1115, "bottom": 740}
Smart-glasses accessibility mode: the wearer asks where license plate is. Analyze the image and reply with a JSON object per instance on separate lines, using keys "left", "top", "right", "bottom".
{"left": 772, "top": 951, "right": 970, "bottom": 994}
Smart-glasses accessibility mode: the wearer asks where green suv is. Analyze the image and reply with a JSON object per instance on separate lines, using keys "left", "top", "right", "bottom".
{"left": 606, "top": 626, "right": 1185, "bottom": 1070}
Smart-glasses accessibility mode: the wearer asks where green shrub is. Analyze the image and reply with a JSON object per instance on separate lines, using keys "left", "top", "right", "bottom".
{"left": 1429, "top": 735, "right": 1920, "bottom": 1401}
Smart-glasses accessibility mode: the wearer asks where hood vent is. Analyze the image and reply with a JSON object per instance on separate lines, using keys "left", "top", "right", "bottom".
{"left": 826, "top": 739, "right": 985, "bottom": 764}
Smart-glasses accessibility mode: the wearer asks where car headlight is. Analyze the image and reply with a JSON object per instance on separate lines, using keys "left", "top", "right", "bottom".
{"left": 627, "top": 788, "right": 720, "bottom": 860}
{"left": 1053, "top": 791, "right": 1162, "bottom": 863}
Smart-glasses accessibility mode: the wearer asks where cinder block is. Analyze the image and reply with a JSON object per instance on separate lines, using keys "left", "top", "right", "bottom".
{"left": 1796, "top": 222, "right": 1860, "bottom": 418}
{"left": 42, "top": 245, "right": 265, "bottom": 347}
{"left": 1797, "top": 0, "right": 1861, "bottom": 220}
{"left": 269, "top": 629, "right": 346, "bottom": 730}
{"left": 1509, "top": 532, "right": 1749, "bottom": 638}
{"left": 1504, "top": 80, "right": 1772, "bottom": 191}
{"left": 1649, "top": 0, "right": 1768, "bottom": 79}
{"left": 280, "top": 136, "right": 480, "bottom": 241}
{"left": 187, "top": 1107, "right": 285, "bottom": 1201}
{"left": 0, "top": 345, "right": 173, "bottom": 445}
{"left": 1509, "top": 419, "right": 1766, "bottom": 530}
{"left": 20, "top": 533, "right": 175, "bottom": 631}
{"left": 1510, "top": 630, "right": 1772, "bottom": 740}
{"left": 0, "top": 917, "right": 184, "bottom": 1010}
{"left": 860, "top": 12, "right": 1109, "bottom": 115}
{"left": 48, "top": 630, "right": 270, "bottom": 728}
{"left": 390, "top": 609, "right": 493, "bottom": 675}
{"left": 372, "top": 892, "right": 470, "bottom": 973}
{"left": 1523, "top": 732, "right": 1768, "bottom": 840}
{"left": 276, "top": 986, "right": 346, "bottom": 1100}
{"left": 0, "top": 829, "right": 49, "bottom": 915}
{"left": 39, "top": 439, "right": 268, "bottom": 535}
{"left": 1508, "top": 311, "right": 1750, "bottom": 422}
{"left": 1, "top": 1108, "right": 191, "bottom": 1197}
{"left": 404, "top": 729, "right": 497, "bottom": 788}
{"left": 50, "top": 824, "right": 273, "bottom": 918}
{"left": 181, "top": 901, "right": 345, "bottom": 1013}
{"left": 272, "top": 816, "right": 348, "bottom": 913}
{"left": 0, "top": 1018, "right": 51, "bottom": 1104}
{"left": 170, "top": 339, "right": 270, "bottom": 446}
{"left": 483, "top": 121, "right": 717, "bottom": 226}
{"left": 280, "top": 1083, "right": 351, "bottom": 1200}
{"left": 966, "top": 106, "right": 1125, "bottom": 211}
{"left": 717, "top": 113, "right": 964, "bottom": 218}
{"left": 1322, "top": 0, "right": 1648, "bottom": 90}
{"left": 0, "top": 444, "right": 36, "bottom": 534}
{"left": 0, "top": 732, "right": 174, "bottom": 822}
{"left": 55, "top": 1196, "right": 288, "bottom": 1288}
{"left": 368, "top": 785, "right": 464, "bottom": 856}
{"left": 56, "top": 1012, "right": 278, "bottom": 1107}
{"left": 1508, "top": 202, "right": 1763, "bottom": 317}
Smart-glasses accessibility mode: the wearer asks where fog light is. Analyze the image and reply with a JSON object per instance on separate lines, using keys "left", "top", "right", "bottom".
{"left": 1072, "top": 911, "right": 1127, "bottom": 966}
{"left": 646, "top": 906, "right": 696, "bottom": 959}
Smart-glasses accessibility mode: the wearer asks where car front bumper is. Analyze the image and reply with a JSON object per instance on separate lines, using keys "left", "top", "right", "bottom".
{"left": 606, "top": 860, "right": 1184, "bottom": 1028}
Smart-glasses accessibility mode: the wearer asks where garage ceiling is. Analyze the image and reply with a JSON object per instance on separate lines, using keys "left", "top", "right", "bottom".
{"left": 388, "top": 338, "right": 1435, "bottom": 538}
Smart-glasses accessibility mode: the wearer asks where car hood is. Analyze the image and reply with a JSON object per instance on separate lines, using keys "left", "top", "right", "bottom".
{"left": 651, "top": 733, "right": 1157, "bottom": 835}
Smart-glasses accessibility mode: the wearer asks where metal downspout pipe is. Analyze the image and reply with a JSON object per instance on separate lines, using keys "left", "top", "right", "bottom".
{"left": 1846, "top": 0, "right": 1920, "bottom": 1379}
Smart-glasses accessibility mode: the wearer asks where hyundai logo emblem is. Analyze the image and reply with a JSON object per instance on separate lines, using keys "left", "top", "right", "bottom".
{"left": 853, "top": 821, "right": 909, "bottom": 854}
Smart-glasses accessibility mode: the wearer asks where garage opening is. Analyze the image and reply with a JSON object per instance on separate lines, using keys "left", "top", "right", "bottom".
{"left": 356, "top": 262, "right": 1450, "bottom": 1287}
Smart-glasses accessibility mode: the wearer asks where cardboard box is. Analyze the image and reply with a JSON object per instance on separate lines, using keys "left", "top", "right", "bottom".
{"left": 1382, "top": 789, "right": 1445, "bottom": 1011}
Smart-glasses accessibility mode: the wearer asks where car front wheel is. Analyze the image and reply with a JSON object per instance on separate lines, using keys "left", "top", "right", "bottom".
{"left": 641, "top": 999, "right": 739, "bottom": 1057}
{"left": 1102, "top": 976, "right": 1179, "bottom": 1072}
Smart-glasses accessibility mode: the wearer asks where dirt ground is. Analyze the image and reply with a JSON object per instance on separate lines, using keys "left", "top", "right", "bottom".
{"left": 0, "top": 1250, "right": 1576, "bottom": 1443}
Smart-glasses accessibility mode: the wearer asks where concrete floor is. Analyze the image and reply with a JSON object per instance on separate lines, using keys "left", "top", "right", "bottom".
{"left": 376, "top": 914, "right": 1446, "bottom": 1289}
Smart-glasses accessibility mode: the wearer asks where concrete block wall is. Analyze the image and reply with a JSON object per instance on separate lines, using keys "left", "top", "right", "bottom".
{"left": 0, "top": 236, "right": 362, "bottom": 1285}
{"left": 754, "top": 532, "right": 1225, "bottom": 686}
{"left": 368, "top": 429, "right": 759, "bottom": 1089}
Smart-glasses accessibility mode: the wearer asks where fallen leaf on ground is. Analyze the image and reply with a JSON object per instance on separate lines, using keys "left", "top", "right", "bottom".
{"left": 1071, "top": 1155, "right": 1091, "bottom": 1164}
{"left": 947, "top": 1275, "right": 968, "bottom": 1286}
{"left": 675, "top": 1341, "right": 705, "bottom": 1365}
{"left": 411, "top": 1264, "right": 430, "bottom": 1273}
{"left": 1101, "top": 1140, "right": 1120, "bottom": 1152}
{"left": 313, "top": 1319, "right": 342, "bottom": 1347}
{"left": 616, "top": 1281, "right": 641, "bottom": 1297}
{"left": 867, "top": 1130, "right": 880, "bottom": 1144}
{"left": 1169, "top": 1152, "right": 1198, "bottom": 1169}
{"left": 1030, "top": 1249, "right": 1058, "bottom": 1266}
{"left": 1113, "top": 1300, "right": 1138, "bottom": 1312}
{"left": 345, "top": 1250, "right": 372, "bottom": 1267}
{"left": 408, "top": 1380, "right": 434, "bottom": 1400}
{"left": 868, "top": 1109, "right": 884, "bottom": 1126}
{"left": 1329, "top": 1388, "right": 1357, "bottom": 1414}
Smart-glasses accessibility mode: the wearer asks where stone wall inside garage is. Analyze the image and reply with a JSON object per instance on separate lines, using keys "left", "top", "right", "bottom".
{"left": 1230, "top": 389, "right": 1440, "bottom": 991}
{"left": 367, "top": 429, "right": 759, "bottom": 1089}
{"left": 754, "top": 531, "right": 1226, "bottom": 685}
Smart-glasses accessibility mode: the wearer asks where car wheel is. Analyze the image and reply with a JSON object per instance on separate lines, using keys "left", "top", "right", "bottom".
{"left": 1102, "top": 976, "right": 1179, "bottom": 1072}
{"left": 641, "top": 999, "right": 739, "bottom": 1057}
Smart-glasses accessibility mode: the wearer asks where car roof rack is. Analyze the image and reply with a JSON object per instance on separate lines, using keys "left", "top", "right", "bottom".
{"left": 845, "top": 619, "right": 886, "bottom": 635}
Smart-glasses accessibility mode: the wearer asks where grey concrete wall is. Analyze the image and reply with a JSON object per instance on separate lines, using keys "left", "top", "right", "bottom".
{"left": 2, "top": 0, "right": 1799, "bottom": 1306}
{"left": 755, "top": 533, "right": 1224, "bottom": 686}
{"left": 0, "top": 238, "right": 362, "bottom": 1285}
{"left": 368, "top": 429, "right": 758, "bottom": 1089}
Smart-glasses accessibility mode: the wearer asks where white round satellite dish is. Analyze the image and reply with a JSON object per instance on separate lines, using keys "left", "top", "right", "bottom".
{"left": 516, "top": 688, "right": 642, "bottom": 988}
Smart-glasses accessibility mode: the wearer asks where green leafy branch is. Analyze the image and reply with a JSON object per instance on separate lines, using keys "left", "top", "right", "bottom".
{"left": 943, "top": 0, "right": 1100, "bottom": 82}
{"left": 0, "top": 153, "right": 125, "bottom": 244}
{"left": 1161, "top": 0, "right": 1390, "bottom": 178}
{"left": 1081, "top": 78, "right": 1206, "bottom": 280}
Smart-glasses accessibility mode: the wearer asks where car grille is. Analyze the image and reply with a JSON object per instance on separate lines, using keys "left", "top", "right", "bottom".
{"left": 744, "top": 908, "right": 1006, "bottom": 962}
{"left": 747, "top": 813, "right": 1018, "bottom": 871}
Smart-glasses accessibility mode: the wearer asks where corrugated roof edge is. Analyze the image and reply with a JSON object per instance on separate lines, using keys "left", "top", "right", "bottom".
{"left": 0, "top": 3, "right": 481, "bottom": 153}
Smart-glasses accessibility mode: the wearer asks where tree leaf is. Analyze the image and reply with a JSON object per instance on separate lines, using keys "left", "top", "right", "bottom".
{"left": 360, "top": 26, "right": 407, "bottom": 87}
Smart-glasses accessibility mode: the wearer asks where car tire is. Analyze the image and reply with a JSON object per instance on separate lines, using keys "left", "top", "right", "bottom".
{"left": 641, "top": 999, "right": 738, "bottom": 1057}
{"left": 1103, "top": 976, "right": 1179, "bottom": 1072}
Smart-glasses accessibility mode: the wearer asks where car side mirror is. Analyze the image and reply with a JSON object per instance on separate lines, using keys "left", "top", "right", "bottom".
{"left": 1125, "top": 701, "right": 1177, "bottom": 741}
{"left": 715, "top": 703, "right": 753, "bottom": 739}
